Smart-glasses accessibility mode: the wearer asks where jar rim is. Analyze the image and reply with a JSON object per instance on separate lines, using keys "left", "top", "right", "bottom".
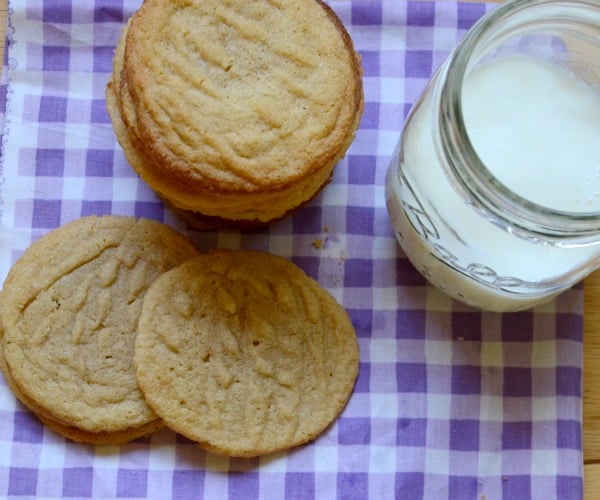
{"left": 440, "top": 0, "right": 600, "bottom": 239}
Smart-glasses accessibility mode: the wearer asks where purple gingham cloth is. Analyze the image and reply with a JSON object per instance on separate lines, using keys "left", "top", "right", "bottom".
{"left": 0, "top": 1, "right": 584, "bottom": 499}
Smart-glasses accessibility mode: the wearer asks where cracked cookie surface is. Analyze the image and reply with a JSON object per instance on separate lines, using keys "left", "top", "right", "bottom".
{"left": 107, "top": 0, "right": 363, "bottom": 225}
{"left": 0, "top": 215, "right": 199, "bottom": 443}
{"left": 134, "top": 249, "right": 359, "bottom": 457}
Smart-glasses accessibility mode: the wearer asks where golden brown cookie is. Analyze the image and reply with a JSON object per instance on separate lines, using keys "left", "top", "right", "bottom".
{"left": 134, "top": 249, "right": 360, "bottom": 457}
{"left": 108, "top": 0, "right": 363, "bottom": 226}
{"left": 0, "top": 339, "right": 164, "bottom": 444}
{"left": 0, "top": 216, "right": 199, "bottom": 444}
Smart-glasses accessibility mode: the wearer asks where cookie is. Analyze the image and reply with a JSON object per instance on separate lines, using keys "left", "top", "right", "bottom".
{"left": 134, "top": 249, "right": 360, "bottom": 457}
{"left": 107, "top": 0, "right": 363, "bottom": 226}
{"left": 0, "top": 340, "right": 164, "bottom": 444}
{"left": 0, "top": 216, "right": 199, "bottom": 444}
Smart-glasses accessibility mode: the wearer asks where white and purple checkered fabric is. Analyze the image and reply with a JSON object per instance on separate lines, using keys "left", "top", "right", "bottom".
{"left": 0, "top": 1, "right": 584, "bottom": 499}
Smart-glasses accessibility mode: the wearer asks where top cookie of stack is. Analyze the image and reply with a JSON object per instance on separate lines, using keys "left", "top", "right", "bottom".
{"left": 106, "top": 0, "right": 364, "bottom": 228}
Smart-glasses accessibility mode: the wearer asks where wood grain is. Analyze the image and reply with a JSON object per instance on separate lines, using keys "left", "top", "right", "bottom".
{"left": 585, "top": 463, "right": 600, "bottom": 498}
{"left": 0, "top": 0, "right": 598, "bottom": 494}
{"left": 585, "top": 271, "right": 600, "bottom": 464}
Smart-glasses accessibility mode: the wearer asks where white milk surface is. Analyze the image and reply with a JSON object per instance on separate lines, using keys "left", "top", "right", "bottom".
{"left": 386, "top": 55, "right": 600, "bottom": 311}
{"left": 463, "top": 55, "right": 600, "bottom": 212}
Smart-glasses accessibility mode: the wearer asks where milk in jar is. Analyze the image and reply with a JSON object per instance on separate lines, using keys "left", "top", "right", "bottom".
{"left": 385, "top": 0, "right": 600, "bottom": 311}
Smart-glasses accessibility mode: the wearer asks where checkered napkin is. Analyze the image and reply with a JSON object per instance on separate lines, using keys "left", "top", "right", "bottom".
{"left": 0, "top": 1, "right": 584, "bottom": 499}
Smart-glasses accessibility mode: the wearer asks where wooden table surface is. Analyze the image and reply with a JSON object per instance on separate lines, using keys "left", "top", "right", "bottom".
{"left": 0, "top": 0, "right": 598, "bottom": 497}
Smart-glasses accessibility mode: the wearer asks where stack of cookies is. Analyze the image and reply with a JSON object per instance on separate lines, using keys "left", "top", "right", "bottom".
{"left": 106, "top": 0, "right": 364, "bottom": 228}
{"left": 0, "top": 216, "right": 360, "bottom": 456}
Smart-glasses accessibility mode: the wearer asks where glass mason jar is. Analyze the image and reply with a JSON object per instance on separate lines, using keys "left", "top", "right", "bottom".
{"left": 385, "top": 0, "right": 600, "bottom": 312}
